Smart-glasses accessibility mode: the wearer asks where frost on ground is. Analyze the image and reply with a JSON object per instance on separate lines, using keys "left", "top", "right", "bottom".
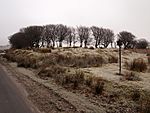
{"left": 1, "top": 48, "right": 150, "bottom": 113}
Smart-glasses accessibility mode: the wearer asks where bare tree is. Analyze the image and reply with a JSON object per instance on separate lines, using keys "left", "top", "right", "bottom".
{"left": 40, "top": 26, "right": 46, "bottom": 47}
{"left": 45, "top": 24, "right": 57, "bottom": 47}
{"left": 91, "top": 26, "right": 104, "bottom": 48}
{"left": 71, "top": 28, "right": 77, "bottom": 47}
{"left": 77, "top": 26, "right": 90, "bottom": 47}
{"left": 66, "top": 27, "right": 77, "bottom": 47}
{"left": 65, "top": 27, "right": 74, "bottom": 47}
{"left": 101, "top": 28, "right": 114, "bottom": 48}
{"left": 55, "top": 24, "right": 70, "bottom": 47}
{"left": 91, "top": 26, "right": 99, "bottom": 48}
{"left": 118, "top": 31, "right": 136, "bottom": 49}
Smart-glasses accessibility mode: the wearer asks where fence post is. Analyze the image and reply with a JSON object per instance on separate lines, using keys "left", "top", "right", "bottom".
{"left": 117, "top": 40, "right": 122, "bottom": 75}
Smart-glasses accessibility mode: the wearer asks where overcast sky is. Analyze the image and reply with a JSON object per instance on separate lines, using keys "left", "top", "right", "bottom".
{"left": 0, "top": 0, "right": 150, "bottom": 45}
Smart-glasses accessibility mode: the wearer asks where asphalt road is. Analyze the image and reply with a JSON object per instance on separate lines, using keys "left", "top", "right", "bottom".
{"left": 0, "top": 64, "right": 34, "bottom": 113}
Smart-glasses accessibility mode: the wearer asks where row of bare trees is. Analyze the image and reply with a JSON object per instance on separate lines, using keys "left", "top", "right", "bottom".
{"left": 9, "top": 24, "right": 149, "bottom": 49}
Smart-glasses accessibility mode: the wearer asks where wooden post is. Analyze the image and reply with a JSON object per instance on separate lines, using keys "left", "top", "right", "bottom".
{"left": 119, "top": 46, "right": 121, "bottom": 75}
{"left": 117, "top": 39, "right": 122, "bottom": 75}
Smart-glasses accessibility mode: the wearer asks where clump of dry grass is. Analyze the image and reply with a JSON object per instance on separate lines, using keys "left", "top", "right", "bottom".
{"left": 38, "top": 65, "right": 105, "bottom": 94}
{"left": 34, "top": 48, "right": 51, "bottom": 53}
{"left": 92, "top": 77, "right": 105, "bottom": 94}
{"left": 108, "top": 55, "right": 118, "bottom": 63}
{"left": 124, "top": 58, "right": 147, "bottom": 72}
{"left": 5, "top": 48, "right": 118, "bottom": 69}
{"left": 142, "top": 101, "right": 150, "bottom": 113}
{"left": 38, "top": 65, "right": 67, "bottom": 79}
{"left": 54, "top": 53, "right": 105, "bottom": 68}
{"left": 85, "top": 76, "right": 105, "bottom": 94}
{"left": 148, "top": 56, "right": 150, "bottom": 64}
{"left": 138, "top": 92, "right": 150, "bottom": 113}
{"left": 4, "top": 49, "right": 39, "bottom": 68}
{"left": 132, "top": 89, "right": 141, "bottom": 101}
{"left": 17, "top": 56, "right": 37, "bottom": 68}
{"left": 85, "top": 76, "right": 94, "bottom": 86}
{"left": 122, "top": 71, "right": 141, "bottom": 81}
{"left": 38, "top": 67, "right": 84, "bottom": 88}
{"left": 64, "top": 70, "right": 85, "bottom": 89}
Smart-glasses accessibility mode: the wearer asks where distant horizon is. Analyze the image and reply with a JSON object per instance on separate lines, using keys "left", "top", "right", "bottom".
{"left": 0, "top": 0, "right": 150, "bottom": 45}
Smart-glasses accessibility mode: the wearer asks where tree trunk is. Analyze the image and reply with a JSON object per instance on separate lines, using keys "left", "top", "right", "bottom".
{"left": 52, "top": 41, "right": 55, "bottom": 48}
{"left": 111, "top": 42, "right": 113, "bottom": 48}
{"left": 84, "top": 41, "right": 87, "bottom": 48}
{"left": 80, "top": 42, "right": 83, "bottom": 47}
{"left": 47, "top": 41, "right": 50, "bottom": 48}
{"left": 104, "top": 44, "right": 108, "bottom": 48}
{"left": 69, "top": 41, "right": 72, "bottom": 47}
{"left": 41, "top": 41, "right": 44, "bottom": 48}
{"left": 59, "top": 41, "right": 62, "bottom": 47}
{"left": 73, "top": 41, "right": 76, "bottom": 47}
{"left": 95, "top": 40, "right": 98, "bottom": 48}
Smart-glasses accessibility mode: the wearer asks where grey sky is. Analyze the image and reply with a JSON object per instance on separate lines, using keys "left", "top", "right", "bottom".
{"left": 0, "top": 0, "right": 150, "bottom": 45}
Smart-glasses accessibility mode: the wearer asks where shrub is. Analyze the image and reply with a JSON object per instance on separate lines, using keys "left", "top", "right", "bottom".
{"left": 124, "top": 58, "right": 147, "bottom": 72}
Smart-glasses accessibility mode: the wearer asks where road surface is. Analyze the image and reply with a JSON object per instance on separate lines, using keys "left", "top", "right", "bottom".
{"left": 0, "top": 64, "right": 35, "bottom": 113}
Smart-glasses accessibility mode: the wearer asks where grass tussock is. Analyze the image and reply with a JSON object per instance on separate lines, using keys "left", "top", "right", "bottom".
{"left": 148, "top": 56, "right": 150, "bottom": 64}
{"left": 108, "top": 55, "right": 118, "bottom": 63}
{"left": 4, "top": 50, "right": 39, "bottom": 68}
{"left": 4, "top": 48, "right": 119, "bottom": 69}
{"left": 62, "top": 70, "right": 85, "bottom": 89}
{"left": 38, "top": 65, "right": 67, "bottom": 78}
{"left": 142, "top": 101, "right": 150, "bottom": 113}
{"left": 92, "top": 77, "right": 105, "bottom": 94}
{"left": 48, "top": 53, "right": 106, "bottom": 68}
{"left": 132, "top": 89, "right": 141, "bottom": 101}
{"left": 139, "top": 92, "right": 150, "bottom": 113}
{"left": 33, "top": 48, "right": 52, "bottom": 53}
{"left": 124, "top": 58, "right": 147, "bottom": 72}
{"left": 38, "top": 65, "right": 105, "bottom": 94}
{"left": 122, "top": 71, "right": 141, "bottom": 81}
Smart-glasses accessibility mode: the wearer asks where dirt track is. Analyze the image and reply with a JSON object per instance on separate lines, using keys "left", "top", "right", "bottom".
{"left": 0, "top": 64, "right": 36, "bottom": 113}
